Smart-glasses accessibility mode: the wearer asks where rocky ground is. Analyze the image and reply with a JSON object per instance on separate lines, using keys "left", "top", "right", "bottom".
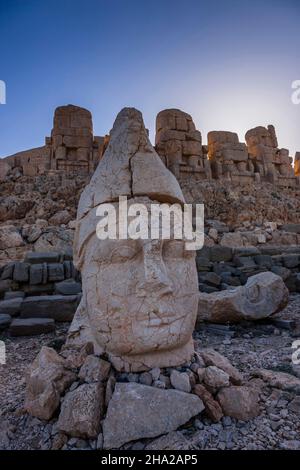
{"left": 0, "top": 296, "right": 300, "bottom": 451}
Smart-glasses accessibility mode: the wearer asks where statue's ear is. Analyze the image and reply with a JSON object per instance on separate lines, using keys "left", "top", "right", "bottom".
{"left": 73, "top": 207, "right": 98, "bottom": 271}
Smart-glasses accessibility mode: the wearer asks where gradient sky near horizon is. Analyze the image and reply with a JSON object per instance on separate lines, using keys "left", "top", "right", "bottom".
{"left": 0, "top": 0, "right": 299, "bottom": 158}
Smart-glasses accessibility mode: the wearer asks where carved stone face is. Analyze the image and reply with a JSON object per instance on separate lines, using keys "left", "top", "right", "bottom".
{"left": 77, "top": 198, "right": 199, "bottom": 371}
{"left": 68, "top": 107, "right": 199, "bottom": 371}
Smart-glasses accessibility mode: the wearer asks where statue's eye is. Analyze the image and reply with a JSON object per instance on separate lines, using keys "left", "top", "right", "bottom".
{"left": 110, "top": 245, "right": 138, "bottom": 263}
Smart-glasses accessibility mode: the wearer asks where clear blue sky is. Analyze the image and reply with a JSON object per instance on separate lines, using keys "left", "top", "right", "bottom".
{"left": 0, "top": 0, "right": 299, "bottom": 157}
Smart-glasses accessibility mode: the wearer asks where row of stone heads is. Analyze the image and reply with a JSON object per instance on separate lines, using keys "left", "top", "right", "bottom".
{"left": 1, "top": 104, "right": 298, "bottom": 182}
{"left": 155, "top": 109, "right": 297, "bottom": 180}
{"left": 47, "top": 105, "right": 297, "bottom": 181}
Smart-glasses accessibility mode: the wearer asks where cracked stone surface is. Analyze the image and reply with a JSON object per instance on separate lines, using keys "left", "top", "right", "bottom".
{"left": 67, "top": 108, "right": 199, "bottom": 371}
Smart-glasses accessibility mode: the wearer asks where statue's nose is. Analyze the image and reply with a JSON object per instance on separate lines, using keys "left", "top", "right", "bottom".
{"left": 137, "top": 273, "right": 174, "bottom": 296}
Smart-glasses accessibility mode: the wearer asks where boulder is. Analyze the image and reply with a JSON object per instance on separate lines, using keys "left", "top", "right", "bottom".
{"left": 25, "top": 347, "right": 76, "bottom": 420}
{"left": 24, "top": 252, "right": 60, "bottom": 264}
{"left": 9, "top": 318, "right": 56, "bottom": 336}
{"left": 203, "top": 366, "right": 230, "bottom": 390}
{"left": 220, "top": 232, "right": 244, "bottom": 248}
{"left": 4, "top": 291, "right": 25, "bottom": 300}
{"left": 217, "top": 386, "right": 260, "bottom": 420}
{"left": 198, "top": 272, "right": 288, "bottom": 323}
{"left": 170, "top": 370, "right": 191, "bottom": 393}
{"left": 0, "top": 226, "right": 24, "bottom": 250}
{"left": 103, "top": 382, "right": 204, "bottom": 449}
{"left": 57, "top": 383, "right": 104, "bottom": 438}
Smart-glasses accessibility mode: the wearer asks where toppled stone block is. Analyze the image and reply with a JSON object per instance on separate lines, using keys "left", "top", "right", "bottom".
{"left": 198, "top": 272, "right": 289, "bottom": 323}
{"left": 103, "top": 383, "right": 204, "bottom": 449}
{"left": 25, "top": 346, "right": 76, "bottom": 420}
{"left": 9, "top": 318, "right": 55, "bottom": 337}
{"left": 20, "top": 294, "right": 80, "bottom": 322}
{"left": 57, "top": 383, "right": 104, "bottom": 438}
{"left": 0, "top": 298, "right": 23, "bottom": 317}
{"left": 24, "top": 252, "right": 60, "bottom": 264}
{"left": 0, "top": 314, "right": 12, "bottom": 330}
{"left": 4, "top": 291, "right": 25, "bottom": 300}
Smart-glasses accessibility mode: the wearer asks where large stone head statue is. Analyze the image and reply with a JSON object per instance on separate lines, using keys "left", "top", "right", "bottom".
{"left": 67, "top": 108, "right": 199, "bottom": 372}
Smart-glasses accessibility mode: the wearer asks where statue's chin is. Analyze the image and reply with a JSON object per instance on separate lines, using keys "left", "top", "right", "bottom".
{"left": 108, "top": 337, "right": 195, "bottom": 373}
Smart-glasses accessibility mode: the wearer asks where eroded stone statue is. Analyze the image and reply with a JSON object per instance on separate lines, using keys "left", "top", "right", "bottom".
{"left": 67, "top": 108, "right": 199, "bottom": 371}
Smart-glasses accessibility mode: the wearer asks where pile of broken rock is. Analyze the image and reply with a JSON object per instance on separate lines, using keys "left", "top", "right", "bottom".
{"left": 24, "top": 344, "right": 260, "bottom": 450}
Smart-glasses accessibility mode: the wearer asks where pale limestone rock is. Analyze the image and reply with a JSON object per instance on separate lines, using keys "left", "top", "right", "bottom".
{"left": 254, "top": 369, "right": 300, "bottom": 394}
{"left": 203, "top": 366, "right": 230, "bottom": 390}
{"left": 217, "top": 386, "right": 260, "bottom": 420}
{"left": 198, "top": 272, "right": 289, "bottom": 323}
{"left": 0, "top": 226, "right": 24, "bottom": 250}
{"left": 199, "top": 349, "right": 243, "bottom": 385}
{"left": 78, "top": 355, "right": 111, "bottom": 383}
{"left": 68, "top": 108, "right": 199, "bottom": 372}
{"left": 170, "top": 370, "right": 191, "bottom": 393}
{"left": 103, "top": 383, "right": 204, "bottom": 449}
{"left": 25, "top": 347, "right": 76, "bottom": 420}
{"left": 57, "top": 382, "right": 104, "bottom": 438}
{"left": 220, "top": 231, "right": 244, "bottom": 247}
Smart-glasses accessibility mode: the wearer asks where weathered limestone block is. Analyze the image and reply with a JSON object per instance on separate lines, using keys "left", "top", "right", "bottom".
{"left": 103, "top": 383, "right": 204, "bottom": 449}
{"left": 20, "top": 294, "right": 80, "bottom": 321}
{"left": 217, "top": 386, "right": 260, "bottom": 420}
{"left": 245, "top": 125, "right": 296, "bottom": 185}
{"left": 207, "top": 131, "right": 253, "bottom": 182}
{"left": 68, "top": 108, "right": 199, "bottom": 372}
{"left": 9, "top": 318, "right": 55, "bottom": 336}
{"left": 25, "top": 347, "right": 76, "bottom": 420}
{"left": 57, "top": 383, "right": 104, "bottom": 438}
{"left": 155, "top": 108, "right": 211, "bottom": 180}
{"left": 0, "top": 298, "right": 23, "bottom": 316}
{"left": 49, "top": 105, "right": 104, "bottom": 174}
{"left": 197, "top": 272, "right": 289, "bottom": 323}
